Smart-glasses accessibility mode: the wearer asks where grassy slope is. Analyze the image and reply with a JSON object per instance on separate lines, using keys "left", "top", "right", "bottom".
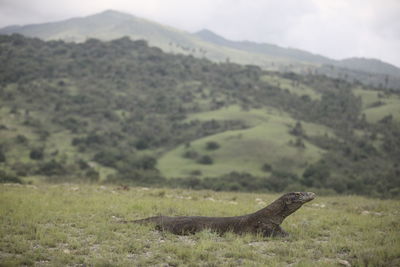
{"left": 261, "top": 75, "right": 321, "bottom": 100}
{"left": 0, "top": 103, "right": 114, "bottom": 181}
{"left": 2, "top": 76, "right": 397, "bottom": 183}
{"left": 1, "top": 184, "right": 399, "bottom": 266}
{"left": 354, "top": 88, "right": 400, "bottom": 123}
{"left": 158, "top": 106, "right": 331, "bottom": 178}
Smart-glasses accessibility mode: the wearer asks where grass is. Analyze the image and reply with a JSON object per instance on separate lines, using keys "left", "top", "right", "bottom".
{"left": 1, "top": 184, "right": 399, "bottom": 266}
{"left": 354, "top": 88, "right": 400, "bottom": 123}
{"left": 159, "top": 106, "right": 331, "bottom": 178}
{"left": 261, "top": 74, "right": 321, "bottom": 101}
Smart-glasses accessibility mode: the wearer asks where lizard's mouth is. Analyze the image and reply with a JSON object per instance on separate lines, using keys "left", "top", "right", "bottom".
{"left": 301, "top": 192, "right": 316, "bottom": 202}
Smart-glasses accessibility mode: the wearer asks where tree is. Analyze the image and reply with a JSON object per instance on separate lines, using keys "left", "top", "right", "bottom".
{"left": 197, "top": 155, "right": 213, "bottom": 165}
{"left": 30, "top": 148, "right": 44, "bottom": 160}
{"left": 261, "top": 163, "right": 272, "bottom": 172}
{"left": 205, "top": 141, "right": 220, "bottom": 150}
{"left": 290, "top": 121, "right": 304, "bottom": 136}
{"left": 0, "top": 150, "right": 6, "bottom": 163}
{"left": 182, "top": 150, "right": 199, "bottom": 159}
{"left": 0, "top": 170, "right": 22, "bottom": 183}
{"left": 301, "top": 163, "right": 330, "bottom": 188}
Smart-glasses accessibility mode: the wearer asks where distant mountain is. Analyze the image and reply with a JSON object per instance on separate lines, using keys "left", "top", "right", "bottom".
{"left": 0, "top": 10, "right": 278, "bottom": 64}
{"left": 1, "top": 10, "right": 400, "bottom": 89}
{"left": 0, "top": 10, "right": 194, "bottom": 46}
{"left": 337, "top": 57, "right": 400, "bottom": 77}
{"left": 195, "top": 29, "right": 333, "bottom": 64}
{"left": 196, "top": 29, "right": 400, "bottom": 76}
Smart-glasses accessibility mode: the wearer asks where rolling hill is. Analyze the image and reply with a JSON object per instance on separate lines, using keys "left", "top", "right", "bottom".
{"left": 0, "top": 34, "right": 399, "bottom": 197}
{"left": 1, "top": 10, "right": 400, "bottom": 89}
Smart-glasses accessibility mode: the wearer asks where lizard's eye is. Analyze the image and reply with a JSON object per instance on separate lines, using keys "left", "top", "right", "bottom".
{"left": 289, "top": 193, "right": 302, "bottom": 202}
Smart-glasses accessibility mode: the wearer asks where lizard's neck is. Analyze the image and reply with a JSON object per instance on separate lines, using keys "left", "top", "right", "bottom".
{"left": 250, "top": 198, "right": 286, "bottom": 225}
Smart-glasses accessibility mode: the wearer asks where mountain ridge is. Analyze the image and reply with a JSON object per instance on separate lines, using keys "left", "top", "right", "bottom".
{"left": 195, "top": 29, "right": 400, "bottom": 76}
{"left": 1, "top": 9, "right": 399, "bottom": 88}
{"left": 195, "top": 29, "right": 333, "bottom": 64}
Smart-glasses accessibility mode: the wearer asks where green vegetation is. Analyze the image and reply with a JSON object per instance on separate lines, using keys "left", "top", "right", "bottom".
{"left": 354, "top": 88, "right": 400, "bottom": 123}
{"left": 1, "top": 184, "right": 399, "bottom": 266}
{"left": 0, "top": 34, "right": 400, "bottom": 197}
{"left": 158, "top": 117, "right": 324, "bottom": 178}
{"left": 261, "top": 74, "right": 321, "bottom": 100}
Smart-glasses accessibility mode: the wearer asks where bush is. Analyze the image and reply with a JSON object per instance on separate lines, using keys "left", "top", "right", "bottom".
{"left": 135, "top": 139, "right": 149, "bottom": 150}
{"left": 30, "top": 148, "right": 44, "bottom": 160}
{"left": 85, "top": 169, "right": 100, "bottom": 182}
{"left": 133, "top": 156, "right": 157, "bottom": 170}
{"left": 0, "top": 170, "right": 22, "bottom": 183}
{"left": 0, "top": 151, "right": 5, "bottom": 163}
{"left": 15, "top": 135, "right": 28, "bottom": 144}
{"left": 37, "top": 160, "right": 67, "bottom": 176}
{"left": 197, "top": 155, "right": 213, "bottom": 165}
{"left": 301, "top": 162, "right": 330, "bottom": 188}
{"left": 289, "top": 121, "right": 305, "bottom": 136}
{"left": 205, "top": 141, "right": 220, "bottom": 150}
{"left": 182, "top": 150, "right": 199, "bottom": 159}
{"left": 93, "top": 150, "right": 122, "bottom": 168}
{"left": 267, "top": 171, "right": 299, "bottom": 192}
{"left": 261, "top": 163, "right": 272, "bottom": 172}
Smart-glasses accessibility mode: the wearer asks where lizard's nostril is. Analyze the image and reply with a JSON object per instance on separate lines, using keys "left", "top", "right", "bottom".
{"left": 307, "top": 192, "right": 316, "bottom": 199}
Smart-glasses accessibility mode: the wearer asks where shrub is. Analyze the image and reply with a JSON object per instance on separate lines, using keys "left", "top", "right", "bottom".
{"left": 289, "top": 121, "right": 304, "bottom": 136}
{"left": 85, "top": 169, "right": 100, "bottom": 182}
{"left": 182, "top": 150, "right": 199, "bottom": 159}
{"left": 0, "top": 151, "right": 5, "bottom": 163}
{"left": 37, "top": 160, "right": 67, "bottom": 176}
{"left": 301, "top": 162, "right": 330, "bottom": 188}
{"left": 267, "top": 171, "right": 299, "bottom": 192}
{"left": 133, "top": 156, "right": 157, "bottom": 170}
{"left": 135, "top": 139, "right": 149, "bottom": 150}
{"left": 30, "top": 148, "right": 44, "bottom": 160}
{"left": 197, "top": 155, "right": 213, "bottom": 165}
{"left": 0, "top": 170, "right": 22, "bottom": 183}
{"left": 205, "top": 141, "right": 220, "bottom": 150}
{"left": 261, "top": 163, "right": 272, "bottom": 172}
{"left": 15, "top": 135, "right": 28, "bottom": 144}
{"left": 93, "top": 150, "right": 122, "bottom": 168}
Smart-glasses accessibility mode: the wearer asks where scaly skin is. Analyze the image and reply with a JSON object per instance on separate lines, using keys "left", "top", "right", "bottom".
{"left": 131, "top": 192, "right": 315, "bottom": 236}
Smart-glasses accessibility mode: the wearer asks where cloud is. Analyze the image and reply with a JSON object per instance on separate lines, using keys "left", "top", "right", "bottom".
{"left": 0, "top": 0, "right": 399, "bottom": 66}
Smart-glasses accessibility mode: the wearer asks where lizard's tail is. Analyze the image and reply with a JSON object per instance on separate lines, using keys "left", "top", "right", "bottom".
{"left": 118, "top": 216, "right": 161, "bottom": 224}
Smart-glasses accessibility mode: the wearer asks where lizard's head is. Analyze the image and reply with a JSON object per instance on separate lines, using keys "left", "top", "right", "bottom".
{"left": 283, "top": 192, "right": 316, "bottom": 205}
{"left": 254, "top": 192, "right": 316, "bottom": 224}
{"left": 277, "top": 192, "right": 316, "bottom": 218}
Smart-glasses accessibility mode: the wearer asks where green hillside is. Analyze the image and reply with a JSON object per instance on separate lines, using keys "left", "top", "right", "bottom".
{"left": 159, "top": 106, "right": 329, "bottom": 178}
{"left": 354, "top": 88, "right": 400, "bottom": 123}
{"left": 0, "top": 34, "right": 399, "bottom": 197}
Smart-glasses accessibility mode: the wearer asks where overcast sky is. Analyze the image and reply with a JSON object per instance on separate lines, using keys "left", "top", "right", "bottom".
{"left": 1, "top": 0, "right": 399, "bottom": 67}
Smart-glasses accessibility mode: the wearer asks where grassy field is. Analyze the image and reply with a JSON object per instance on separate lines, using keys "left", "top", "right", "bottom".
{"left": 354, "top": 88, "right": 400, "bottom": 123}
{"left": 261, "top": 75, "right": 321, "bottom": 101}
{"left": 1, "top": 184, "right": 399, "bottom": 266}
{"left": 159, "top": 106, "right": 332, "bottom": 178}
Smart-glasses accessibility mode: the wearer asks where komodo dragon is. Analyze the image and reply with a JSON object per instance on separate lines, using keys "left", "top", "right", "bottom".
{"left": 129, "top": 192, "right": 315, "bottom": 237}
